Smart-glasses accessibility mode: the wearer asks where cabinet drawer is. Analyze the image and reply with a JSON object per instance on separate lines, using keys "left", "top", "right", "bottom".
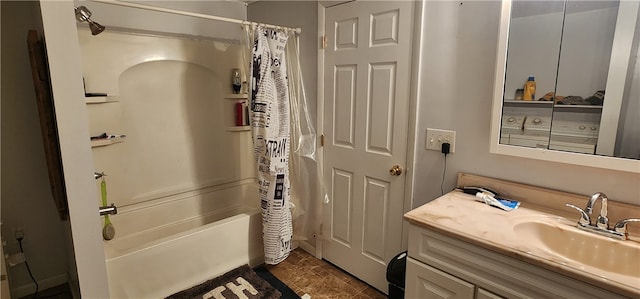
{"left": 477, "top": 288, "right": 505, "bottom": 299}
{"left": 406, "top": 257, "right": 475, "bottom": 299}
{"left": 407, "top": 224, "right": 627, "bottom": 299}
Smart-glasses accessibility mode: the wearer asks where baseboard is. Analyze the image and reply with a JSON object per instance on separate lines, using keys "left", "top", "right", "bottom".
{"left": 11, "top": 273, "right": 67, "bottom": 299}
{"left": 67, "top": 272, "right": 81, "bottom": 299}
{"left": 298, "top": 240, "right": 316, "bottom": 256}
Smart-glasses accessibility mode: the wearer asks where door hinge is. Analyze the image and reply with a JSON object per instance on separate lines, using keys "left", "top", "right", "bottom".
{"left": 320, "top": 134, "right": 325, "bottom": 147}
{"left": 321, "top": 35, "right": 327, "bottom": 49}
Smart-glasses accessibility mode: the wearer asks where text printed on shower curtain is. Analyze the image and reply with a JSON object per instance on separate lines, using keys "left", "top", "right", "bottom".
{"left": 250, "top": 28, "right": 292, "bottom": 265}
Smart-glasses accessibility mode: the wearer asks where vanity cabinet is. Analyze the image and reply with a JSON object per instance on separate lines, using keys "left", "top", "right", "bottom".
{"left": 406, "top": 224, "right": 627, "bottom": 299}
{"left": 406, "top": 257, "right": 489, "bottom": 299}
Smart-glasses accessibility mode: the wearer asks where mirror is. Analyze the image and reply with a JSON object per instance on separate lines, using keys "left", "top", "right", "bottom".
{"left": 491, "top": 0, "right": 640, "bottom": 173}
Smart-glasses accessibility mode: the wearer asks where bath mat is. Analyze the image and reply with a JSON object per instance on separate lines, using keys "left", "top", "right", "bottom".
{"left": 166, "top": 265, "right": 281, "bottom": 299}
{"left": 254, "top": 266, "right": 301, "bottom": 299}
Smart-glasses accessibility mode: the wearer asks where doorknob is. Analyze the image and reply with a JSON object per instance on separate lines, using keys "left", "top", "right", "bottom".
{"left": 389, "top": 165, "right": 402, "bottom": 176}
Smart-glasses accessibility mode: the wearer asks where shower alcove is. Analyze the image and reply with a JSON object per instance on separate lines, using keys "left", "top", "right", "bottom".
{"left": 78, "top": 27, "right": 262, "bottom": 297}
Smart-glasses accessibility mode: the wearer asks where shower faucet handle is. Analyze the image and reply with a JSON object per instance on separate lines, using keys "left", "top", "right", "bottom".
{"left": 99, "top": 203, "right": 118, "bottom": 216}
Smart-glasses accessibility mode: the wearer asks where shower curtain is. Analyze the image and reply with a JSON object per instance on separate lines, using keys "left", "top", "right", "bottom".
{"left": 245, "top": 26, "right": 293, "bottom": 264}
{"left": 242, "top": 25, "right": 322, "bottom": 264}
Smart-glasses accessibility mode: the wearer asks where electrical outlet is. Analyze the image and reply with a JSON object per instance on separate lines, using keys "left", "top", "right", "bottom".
{"left": 14, "top": 227, "right": 24, "bottom": 240}
{"left": 425, "top": 128, "right": 456, "bottom": 153}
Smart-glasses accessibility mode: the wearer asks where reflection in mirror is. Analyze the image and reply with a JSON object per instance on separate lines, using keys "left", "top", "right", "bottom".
{"left": 499, "top": 0, "right": 640, "bottom": 160}
{"left": 504, "top": 1, "right": 564, "bottom": 103}
{"left": 501, "top": 1, "right": 564, "bottom": 150}
{"left": 616, "top": 32, "right": 640, "bottom": 159}
{"left": 551, "top": 1, "right": 617, "bottom": 155}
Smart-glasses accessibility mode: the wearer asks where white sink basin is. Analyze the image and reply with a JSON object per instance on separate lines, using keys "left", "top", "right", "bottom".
{"left": 514, "top": 220, "right": 640, "bottom": 277}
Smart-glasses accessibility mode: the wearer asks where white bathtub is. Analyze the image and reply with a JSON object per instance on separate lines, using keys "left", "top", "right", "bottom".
{"left": 77, "top": 25, "right": 264, "bottom": 298}
{"left": 104, "top": 182, "right": 264, "bottom": 298}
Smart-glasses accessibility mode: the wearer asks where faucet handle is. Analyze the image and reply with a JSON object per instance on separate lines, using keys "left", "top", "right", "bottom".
{"left": 596, "top": 214, "right": 609, "bottom": 230}
{"left": 613, "top": 218, "right": 640, "bottom": 237}
{"left": 565, "top": 203, "right": 590, "bottom": 226}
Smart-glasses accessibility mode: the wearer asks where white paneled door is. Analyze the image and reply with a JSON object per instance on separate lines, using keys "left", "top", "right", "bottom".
{"left": 322, "top": 0, "right": 414, "bottom": 293}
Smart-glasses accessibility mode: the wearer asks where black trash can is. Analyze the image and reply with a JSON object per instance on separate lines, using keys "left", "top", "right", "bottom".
{"left": 386, "top": 251, "right": 407, "bottom": 299}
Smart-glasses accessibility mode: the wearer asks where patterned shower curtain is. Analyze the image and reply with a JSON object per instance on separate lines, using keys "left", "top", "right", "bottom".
{"left": 249, "top": 27, "right": 292, "bottom": 264}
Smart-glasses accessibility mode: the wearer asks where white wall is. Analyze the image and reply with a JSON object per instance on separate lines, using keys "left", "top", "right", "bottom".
{"left": 556, "top": 5, "right": 617, "bottom": 97}
{"left": 412, "top": 1, "right": 640, "bottom": 207}
{"left": 505, "top": 11, "right": 563, "bottom": 100}
{"left": 1, "top": 1, "right": 71, "bottom": 297}
{"left": 505, "top": 4, "right": 617, "bottom": 99}
{"left": 80, "top": 30, "right": 249, "bottom": 208}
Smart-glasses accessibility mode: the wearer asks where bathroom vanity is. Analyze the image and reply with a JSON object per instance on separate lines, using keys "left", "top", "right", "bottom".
{"left": 404, "top": 173, "right": 640, "bottom": 299}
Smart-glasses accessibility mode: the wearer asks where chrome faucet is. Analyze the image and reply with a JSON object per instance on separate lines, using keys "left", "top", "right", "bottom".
{"left": 585, "top": 192, "right": 609, "bottom": 229}
{"left": 566, "top": 192, "right": 639, "bottom": 240}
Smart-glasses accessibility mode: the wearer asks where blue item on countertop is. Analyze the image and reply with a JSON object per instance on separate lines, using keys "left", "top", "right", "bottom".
{"left": 475, "top": 192, "right": 520, "bottom": 211}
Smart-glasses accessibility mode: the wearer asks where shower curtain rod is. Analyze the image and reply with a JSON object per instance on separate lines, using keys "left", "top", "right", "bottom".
{"left": 88, "top": 0, "right": 302, "bottom": 34}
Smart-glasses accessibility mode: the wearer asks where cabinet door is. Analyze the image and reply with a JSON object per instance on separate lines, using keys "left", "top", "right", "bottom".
{"left": 476, "top": 288, "right": 505, "bottom": 299}
{"left": 406, "top": 257, "right": 475, "bottom": 299}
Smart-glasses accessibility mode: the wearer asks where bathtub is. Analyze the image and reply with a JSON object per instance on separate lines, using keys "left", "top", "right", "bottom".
{"left": 104, "top": 182, "right": 264, "bottom": 298}
{"left": 76, "top": 24, "right": 264, "bottom": 298}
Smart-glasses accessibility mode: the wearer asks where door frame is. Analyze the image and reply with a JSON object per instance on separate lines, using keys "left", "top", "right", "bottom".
{"left": 39, "top": 1, "right": 110, "bottom": 297}
{"left": 316, "top": 0, "right": 423, "bottom": 260}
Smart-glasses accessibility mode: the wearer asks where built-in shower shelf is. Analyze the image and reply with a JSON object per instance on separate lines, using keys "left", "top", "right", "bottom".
{"left": 225, "top": 94, "right": 250, "bottom": 128}
{"left": 91, "top": 136, "right": 126, "bottom": 147}
{"left": 226, "top": 126, "right": 251, "bottom": 132}
{"left": 85, "top": 96, "right": 118, "bottom": 104}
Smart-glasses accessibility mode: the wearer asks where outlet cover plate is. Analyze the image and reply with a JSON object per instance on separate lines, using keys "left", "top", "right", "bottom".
{"left": 426, "top": 128, "right": 456, "bottom": 153}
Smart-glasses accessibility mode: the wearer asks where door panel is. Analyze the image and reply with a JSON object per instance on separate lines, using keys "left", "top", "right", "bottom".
{"left": 336, "top": 18, "right": 359, "bottom": 49}
{"left": 331, "top": 168, "right": 353, "bottom": 246}
{"left": 362, "top": 176, "right": 389, "bottom": 263}
{"left": 323, "top": 0, "right": 414, "bottom": 292}
{"left": 367, "top": 62, "right": 396, "bottom": 154}
{"left": 334, "top": 66, "right": 357, "bottom": 147}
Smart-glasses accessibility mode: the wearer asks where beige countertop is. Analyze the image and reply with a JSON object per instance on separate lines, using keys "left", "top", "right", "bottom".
{"left": 405, "top": 191, "right": 640, "bottom": 298}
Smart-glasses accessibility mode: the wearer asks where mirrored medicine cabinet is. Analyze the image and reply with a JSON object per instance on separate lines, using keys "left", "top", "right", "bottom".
{"left": 490, "top": 0, "right": 640, "bottom": 173}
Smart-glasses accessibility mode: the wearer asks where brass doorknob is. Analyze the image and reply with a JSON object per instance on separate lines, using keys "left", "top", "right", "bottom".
{"left": 389, "top": 165, "right": 402, "bottom": 176}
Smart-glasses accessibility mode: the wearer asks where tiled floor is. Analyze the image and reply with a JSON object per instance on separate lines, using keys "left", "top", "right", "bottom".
{"left": 17, "top": 249, "right": 386, "bottom": 299}
{"left": 265, "top": 249, "right": 388, "bottom": 299}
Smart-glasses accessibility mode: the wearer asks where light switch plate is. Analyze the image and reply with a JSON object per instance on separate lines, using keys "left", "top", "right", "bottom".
{"left": 426, "top": 128, "right": 456, "bottom": 153}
